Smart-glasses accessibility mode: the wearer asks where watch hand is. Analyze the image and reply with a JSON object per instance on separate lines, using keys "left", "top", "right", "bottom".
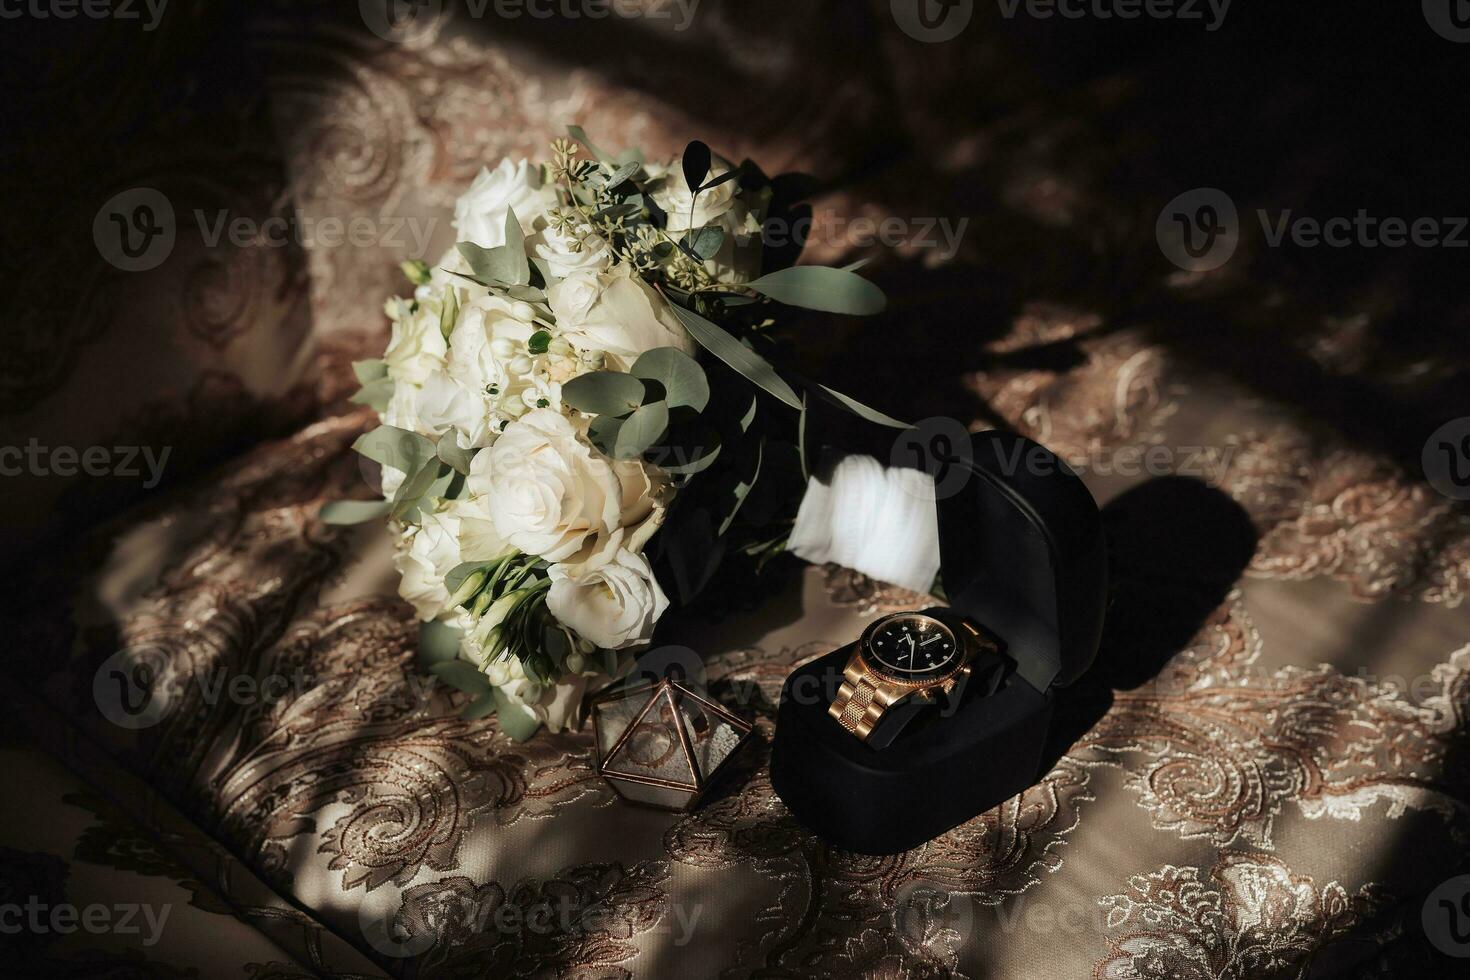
{"left": 919, "top": 634, "right": 942, "bottom": 647}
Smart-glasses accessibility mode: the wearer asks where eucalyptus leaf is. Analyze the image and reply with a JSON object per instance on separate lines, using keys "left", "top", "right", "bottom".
{"left": 739, "top": 392, "right": 758, "bottom": 433}
{"left": 746, "top": 266, "right": 887, "bottom": 315}
{"left": 614, "top": 401, "right": 670, "bottom": 459}
{"left": 493, "top": 687, "right": 542, "bottom": 741}
{"left": 502, "top": 208, "right": 530, "bottom": 286}
{"left": 659, "top": 439, "right": 721, "bottom": 477}
{"left": 456, "top": 241, "right": 523, "bottom": 287}
{"left": 391, "top": 458, "right": 445, "bottom": 521}
{"left": 354, "top": 425, "right": 435, "bottom": 478}
{"left": 352, "top": 359, "right": 387, "bottom": 384}
{"left": 631, "top": 348, "right": 709, "bottom": 412}
{"left": 587, "top": 414, "right": 623, "bottom": 457}
{"left": 350, "top": 376, "right": 394, "bottom": 412}
{"left": 719, "top": 437, "right": 764, "bottom": 536}
{"left": 681, "top": 140, "right": 711, "bottom": 191}
{"left": 699, "top": 168, "right": 741, "bottom": 193}
{"left": 666, "top": 302, "right": 802, "bottom": 411}
{"left": 813, "top": 383, "right": 910, "bottom": 428}
{"left": 683, "top": 226, "right": 725, "bottom": 260}
{"left": 419, "top": 619, "right": 464, "bottom": 666}
{"left": 430, "top": 660, "right": 492, "bottom": 696}
{"left": 319, "top": 499, "right": 392, "bottom": 525}
{"left": 461, "top": 692, "right": 498, "bottom": 720}
{"left": 567, "top": 125, "right": 610, "bottom": 162}
{"left": 437, "top": 438, "right": 476, "bottom": 476}
{"left": 562, "top": 371, "right": 646, "bottom": 417}
{"left": 603, "top": 160, "right": 640, "bottom": 189}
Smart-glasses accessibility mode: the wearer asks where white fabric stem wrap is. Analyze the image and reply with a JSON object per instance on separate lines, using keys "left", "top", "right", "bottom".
{"left": 787, "top": 453, "right": 941, "bottom": 594}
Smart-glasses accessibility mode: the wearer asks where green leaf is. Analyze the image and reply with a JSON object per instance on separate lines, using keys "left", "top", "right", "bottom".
{"left": 746, "top": 266, "right": 887, "bottom": 315}
{"left": 659, "top": 438, "right": 721, "bottom": 477}
{"left": 350, "top": 376, "right": 394, "bottom": 412}
{"left": 456, "top": 241, "right": 525, "bottom": 287}
{"left": 567, "top": 125, "right": 611, "bottom": 162}
{"left": 352, "top": 359, "right": 388, "bottom": 384}
{"left": 587, "top": 414, "right": 623, "bottom": 457}
{"left": 493, "top": 687, "right": 543, "bottom": 741}
{"left": 681, "top": 140, "right": 711, "bottom": 191}
{"left": 603, "top": 160, "right": 640, "bottom": 189}
{"left": 353, "top": 425, "right": 435, "bottom": 477}
{"left": 419, "top": 620, "right": 464, "bottom": 666}
{"left": 666, "top": 302, "right": 802, "bottom": 411}
{"left": 461, "top": 692, "right": 498, "bottom": 720}
{"left": 502, "top": 207, "right": 530, "bottom": 286}
{"left": 631, "top": 348, "right": 709, "bottom": 412}
{"left": 683, "top": 226, "right": 725, "bottom": 260}
{"left": 613, "top": 401, "right": 669, "bottom": 459}
{"left": 319, "top": 499, "right": 392, "bottom": 525}
{"left": 719, "top": 437, "right": 764, "bottom": 536}
{"left": 391, "top": 458, "right": 445, "bottom": 521}
{"left": 699, "top": 168, "right": 741, "bottom": 193}
{"left": 437, "top": 439, "right": 476, "bottom": 476}
{"left": 739, "top": 392, "right": 758, "bottom": 433}
{"left": 439, "top": 285, "right": 459, "bottom": 341}
{"left": 527, "top": 330, "right": 551, "bottom": 355}
{"left": 430, "top": 660, "right": 492, "bottom": 696}
{"left": 562, "top": 371, "right": 646, "bottom": 417}
{"left": 813, "top": 383, "right": 910, "bottom": 428}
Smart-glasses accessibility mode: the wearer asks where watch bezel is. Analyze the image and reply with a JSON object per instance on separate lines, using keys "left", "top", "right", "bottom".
{"left": 858, "top": 612, "right": 965, "bottom": 686}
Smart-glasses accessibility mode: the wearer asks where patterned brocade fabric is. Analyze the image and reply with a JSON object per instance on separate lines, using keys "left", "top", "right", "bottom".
{"left": 4, "top": 2, "right": 1470, "bottom": 978}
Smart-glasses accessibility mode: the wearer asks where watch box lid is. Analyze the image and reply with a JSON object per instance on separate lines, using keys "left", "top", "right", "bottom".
{"left": 802, "top": 400, "right": 1106, "bottom": 691}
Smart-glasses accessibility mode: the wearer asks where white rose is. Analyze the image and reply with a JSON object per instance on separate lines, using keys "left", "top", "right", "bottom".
{"left": 548, "top": 264, "right": 695, "bottom": 370}
{"left": 453, "top": 159, "right": 557, "bottom": 249}
{"left": 383, "top": 297, "right": 447, "bottom": 386}
{"left": 468, "top": 408, "right": 622, "bottom": 563}
{"left": 546, "top": 549, "right": 669, "bottom": 650}
{"left": 413, "top": 371, "right": 487, "bottom": 447}
{"left": 528, "top": 221, "right": 612, "bottom": 279}
{"left": 442, "top": 495, "right": 515, "bottom": 563}
{"left": 393, "top": 508, "right": 463, "bottom": 621}
{"left": 651, "top": 159, "right": 766, "bottom": 283}
{"left": 612, "top": 457, "right": 671, "bottom": 554}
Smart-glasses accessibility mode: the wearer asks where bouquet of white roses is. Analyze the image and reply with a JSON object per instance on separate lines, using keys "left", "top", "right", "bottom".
{"left": 324, "top": 129, "right": 897, "bottom": 739}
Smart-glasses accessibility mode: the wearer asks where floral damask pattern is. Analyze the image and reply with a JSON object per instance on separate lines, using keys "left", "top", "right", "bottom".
{"left": 1219, "top": 429, "right": 1470, "bottom": 605}
{"left": 1095, "top": 853, "right": 1383, "bottom": 980}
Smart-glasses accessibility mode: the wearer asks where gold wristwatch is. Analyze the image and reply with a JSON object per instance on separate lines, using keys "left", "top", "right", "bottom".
{"left": 828, "top": 609, "right": 997, "bottom": 742}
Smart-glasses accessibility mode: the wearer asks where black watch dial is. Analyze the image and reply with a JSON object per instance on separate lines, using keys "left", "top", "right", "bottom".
{"left": 864, "top": 613, "right": 960, "bottom": 681}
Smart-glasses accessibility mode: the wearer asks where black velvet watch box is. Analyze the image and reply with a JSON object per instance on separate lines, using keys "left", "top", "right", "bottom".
{"left": 769, "top": 408, "right": 1107, "bottom": 854}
